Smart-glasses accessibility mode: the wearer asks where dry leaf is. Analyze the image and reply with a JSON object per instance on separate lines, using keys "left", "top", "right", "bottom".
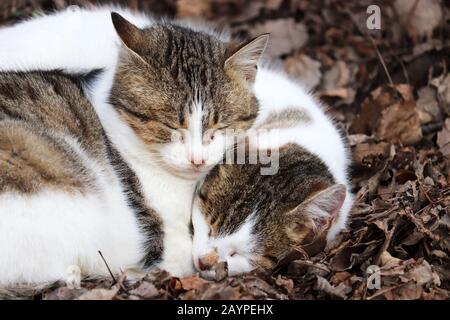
{"left": 249, "top": 19, "right": 308, "bottom": 56}
{"left": 394, "top": 0, "right": 443, "bottom": 38}
{"left": 350, "top": 84, "right": 423, "bottom": 145}
{"left": 129, "top": 281, "right": 159, "bottom": 299}
{"left": 284, "top": 53, "right": 322, "bottom": 91}
{"left": 176, "top": 0, "right": 211, "bottom": 19}
{"left": 437, "top": 118, "right": 450, "bottom": 156}
{"left": 315, "top": 276, "right": 349, "bottom": 299}
{"left": 353, "top": 142, "right": 390, "bottom": 170}
{"left": 180, "top": 276, "right": 209, "bottom": 291}
{"left": 416, "top": 86, "right": 442, "bottom": 124}
{"left": 77, "top": 287, "right": 119, "bottom": 300}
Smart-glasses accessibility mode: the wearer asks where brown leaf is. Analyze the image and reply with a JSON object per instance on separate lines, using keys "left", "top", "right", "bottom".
{"left": 129, "top": 281, "right": 159, "bottom": 299}
{"left": 320, "top": 61, "right": 356, "bottom": 104}
{"left": 315, "top": 276, "right": 349, "bottom": 299}
{"left": 215, "top": 261, "right": 229, "bottom": 281}
{"left": 394, "top": 0, "right": 443, "bottom": 38}
{"left": 179, "top": 276, "right": 209, "bottom": 291}
{"left": 353, "top": 142, "right": 390, "bottom": 171}
{"left": 77, "top": 287, "right": 119, "bottom": 300}
{"left": 275, "top": 275, "right": 294, "bottom": 294}
{"left": 176, "top": 0, "right": 211, "bottom": 19}
{"left": 284, "top": 53, "right": 322, "bottom": 91}
{"left": 350, "top": 84, "right": 423, "bottom": 145}
{"left": 431, "top": 74, "right": 450, "bottom": 108}
{"left": 416, "top": 86, "right": 442, "bottom": 124}
{"left": 437, "top": 118, "right": 450, "bottom": 156}
{"left": 249, "top": 19, "right": 308, "bottom": 56}
{"left": 43, "top": 287, "right": 87, "bottom": 300}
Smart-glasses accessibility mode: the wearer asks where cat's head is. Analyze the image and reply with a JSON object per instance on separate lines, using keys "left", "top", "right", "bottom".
{"left": 109, "top": 13, "right": 268, "bottom": 179}
{"left": 191, "top": 146, "right": 347, "bottom": 277}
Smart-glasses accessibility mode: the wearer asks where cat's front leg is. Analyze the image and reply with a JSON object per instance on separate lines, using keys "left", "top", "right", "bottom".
{"left": 156, "top": 222, "right": 195, "bottom": 277}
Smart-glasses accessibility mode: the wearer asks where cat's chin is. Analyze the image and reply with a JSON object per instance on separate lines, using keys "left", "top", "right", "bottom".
{"left": 164, "top": 166, "right": 209, "bottom": 181}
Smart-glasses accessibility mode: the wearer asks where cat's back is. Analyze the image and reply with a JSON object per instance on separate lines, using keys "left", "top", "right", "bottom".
{"left": 0, "top": 6, "right": 152, "bottom": 72}
{"left": 0, "top": 71, "right": 147, "bottom": 285}
{"left": 200, "top": 143, "right": 335, "bottom": 228}
{"left": 0, "top": 71, "right": 106, "bottom": 156}
{"left": 254, "top": 67, "right": 350, "bottom": 184}
{"left": 0, "top": 70, "right": 107, "bottom": 194}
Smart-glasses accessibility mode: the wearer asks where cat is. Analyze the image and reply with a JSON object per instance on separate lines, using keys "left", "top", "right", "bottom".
{"left": 191, "top": 68, "right": 354, "bottom": 277}
{"left": 0, "top": 6, "right": 353, "bottom": 280}
{"left": 0, "top": 6, "right": 151, "bottom": 72}
{"left": 0, "top": 12, "right": 268, "bottom": 284}
{"left": 0, "top": 70, "right": 161, "bottom": 285}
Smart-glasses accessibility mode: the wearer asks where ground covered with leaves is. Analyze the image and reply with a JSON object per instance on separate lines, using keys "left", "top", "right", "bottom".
{"left": 1, "top": 0, "right": 449, "bottom": 300}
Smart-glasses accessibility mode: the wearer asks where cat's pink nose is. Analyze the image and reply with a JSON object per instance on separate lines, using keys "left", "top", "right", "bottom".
{"left": 198, "top": 251, "right": 219, "bottom": 271}
{"left": 190, "top": 158, "right": 206, "bottom": 167}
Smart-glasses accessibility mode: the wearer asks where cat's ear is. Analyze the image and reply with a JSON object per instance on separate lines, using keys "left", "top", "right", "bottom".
{"left": 225, "top": 34, "right": 269, "bottom": 83}
{"left": 287, "top": 184, "right": 346, "bottom": 237}
{"left": 111, "top": 12, "right": 145, "bottom": 54}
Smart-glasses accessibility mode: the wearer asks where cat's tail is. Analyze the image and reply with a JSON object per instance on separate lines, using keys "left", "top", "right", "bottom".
{"left": 0, "top": 282, "right": 59, "bottom": 300}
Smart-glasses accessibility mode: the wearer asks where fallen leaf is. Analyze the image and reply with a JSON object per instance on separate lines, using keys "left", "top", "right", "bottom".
{"left": 350, "top": 84, "right": 423, "bottom": 145}
{"left": 215, "top": 261, "right": 229, "bottom": 281}
{"left": 249, "top": 19, "right": 308, "bottom": 56}
{"left": 284, "top": 53, "right": 322, "bottom": 91}
{"left": 315, "top": 276, "right": 349, "bottom": 299}
{"left": 176, "top": 0, "right": 211, "bottom": 19}
{"left": 416, "top": 86, "right": 442, "bottom": 124}
{"left": 394, "top": 0, "right": 443, "bottom": 38}
{"left": 437, "top": 118, "right": 450, "bottom": 156}
{"left": 77, "top": 287, "right": 119, "bottom": 300}
{"left": 179, "top": 276, "right": 209, "bottom": 291}
{"left": 129, "top": 281, "right": 159, "bottom": 299}
{"left": 353, "top": 142, "right": 390, "bottom": 170}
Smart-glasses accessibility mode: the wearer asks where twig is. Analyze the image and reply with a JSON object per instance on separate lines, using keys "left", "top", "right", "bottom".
{"left": 395, "top": 55, "right": 410, "bottom": 84}
{"left": 98, "top": 250, "right": 117, "bottom": 285}
{"left": 368, "top": 35, "right": 394, "bottom": 85}
{"left": 405, "top": 0, "right": 420, "bottom": 31}
{"left": 345, "top": 9, "right": 394, "bottom": 85}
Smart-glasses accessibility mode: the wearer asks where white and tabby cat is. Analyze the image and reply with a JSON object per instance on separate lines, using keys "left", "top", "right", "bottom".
{"left": 0, "top": 6, "right": 353, "bottom": 282}
{"left": 0, "top": 10, "right": 268, "bottom": 284}
{"left": 192, "top": 69, "right": 354, "bottom": 277}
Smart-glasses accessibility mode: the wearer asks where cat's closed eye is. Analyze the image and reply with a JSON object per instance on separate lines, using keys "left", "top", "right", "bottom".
{"left": 229, "top": 251, "right": 238, "bottom": 257}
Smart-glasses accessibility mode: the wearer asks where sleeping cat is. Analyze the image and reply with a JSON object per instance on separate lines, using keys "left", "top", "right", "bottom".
{"left": 0, "top": 6, "right": 353, "bottom": 282}
{"left": 192, "top": 69, "right": 353, "bottom": 277}
{"left": 0, "top": 13, "right": 268, "bottom": 284}
{"left": 0, "top": 70, "right": 162, "bottom": 284}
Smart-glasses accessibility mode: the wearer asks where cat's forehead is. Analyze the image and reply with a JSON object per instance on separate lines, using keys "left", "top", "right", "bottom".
{"left": 140, "top": 25, "right": 230, "bottom": 119}
{"left": 142, "top": 24, "right": 226, "bottom": 65}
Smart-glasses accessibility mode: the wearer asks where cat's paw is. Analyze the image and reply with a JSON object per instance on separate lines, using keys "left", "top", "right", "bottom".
{"left": 157, "top": 260, "right": 195, "bottom": 278}
{"left": 66, "top": 265, "right": 82, "bottom": 289}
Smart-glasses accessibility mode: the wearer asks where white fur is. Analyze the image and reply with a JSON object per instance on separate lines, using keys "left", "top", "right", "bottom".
{"left": 0, "top": 7, "right": 230, "bottom": 280}
{"left": 0, "top": 6, "right": 208, "bottom": 284}
{"left": 0, "top": 6, "right": 230, "bottom": 73}
{"left": 252, "top": 68, "right": 353, "bottom": 242}
{"left": 160, "top": 97, "right": 230, "bottom": 176}
{"left": 0, "top": 6, "right": 353, "bottom": 281}
{"left": 0, "top": 6, "right": 152, "bottom": 72}
{"left": 191, "top": 69, "right": 354, "bottom": 274}
{"left": 0, "top": 135, "right": 145, "bottom": 286}
{"left": 187, "top": 99, "right": 205, "bottom": 164}
{"left": 192, "top": 205, "right": 256, "bottom": 277}
{"left": 90, "top": 66, "right": 199, "bottom": 277}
